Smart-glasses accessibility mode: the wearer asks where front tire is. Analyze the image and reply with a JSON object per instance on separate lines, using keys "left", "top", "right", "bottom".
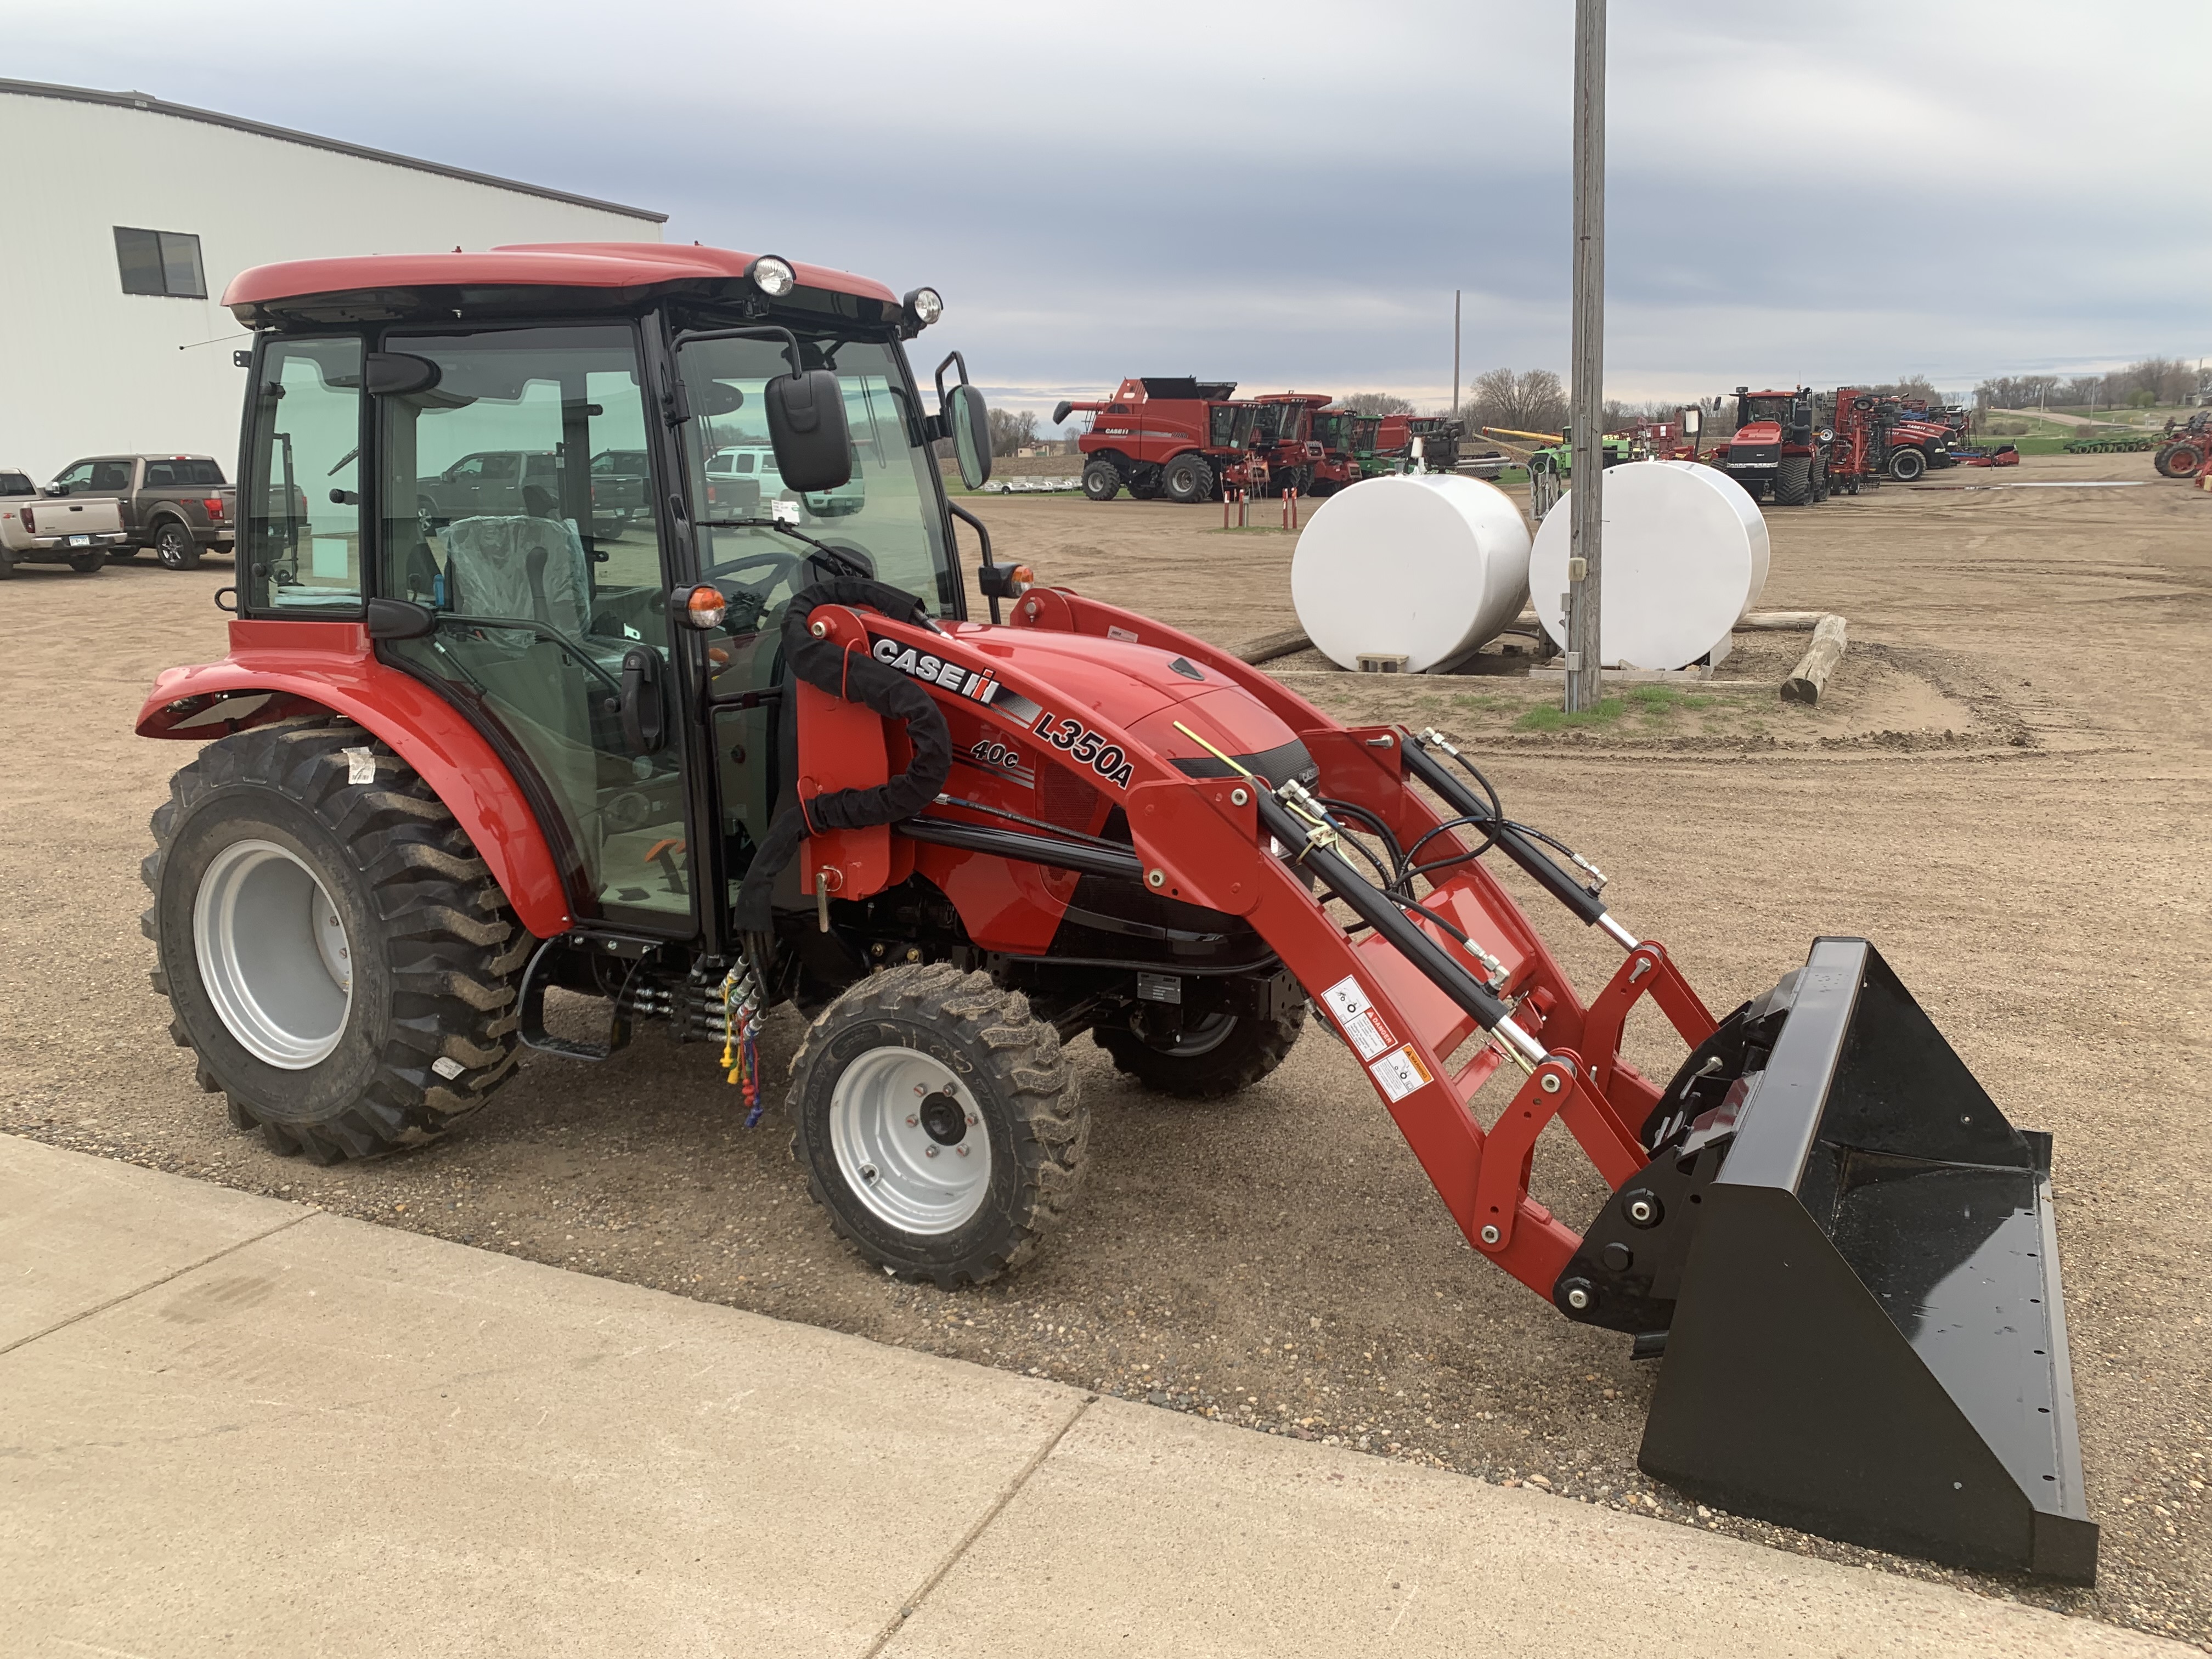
{"left": 143, "top": 718, "right": 528, "bottom": 1163}
{"left": 1082, "top": 460, "right": 1123, "bottom": 501}
{"left": 1161, "top": 452, "right": 1215, "bottom": 504}
{"left": 790, "top": 963, "right": 1086, "bottom": 1288}
{"left": 154, "top": 520, "right": 202, "bottom": 570}
{"left": 1094, "top": 1000, "right": 1305, "bottom": 1100}
{"left": 1888, "top": 447, "right": 1927, "bottom": 482}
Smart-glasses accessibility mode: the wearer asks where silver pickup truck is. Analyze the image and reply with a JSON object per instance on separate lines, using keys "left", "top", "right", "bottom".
{"left": 0, "top": 464, "right": 125, "bottom": 577}
{"left": 43, "top": 453, "right": 237, "bottom": 570}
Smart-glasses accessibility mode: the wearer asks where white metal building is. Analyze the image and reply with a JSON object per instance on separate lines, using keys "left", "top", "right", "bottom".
{"left": 0, "top": 80, "right": 664, "bottom": 480}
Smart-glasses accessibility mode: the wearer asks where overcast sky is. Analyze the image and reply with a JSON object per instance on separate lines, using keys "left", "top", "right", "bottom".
{"left": 12, "top": 1, "right": 2208, "bottom": 420}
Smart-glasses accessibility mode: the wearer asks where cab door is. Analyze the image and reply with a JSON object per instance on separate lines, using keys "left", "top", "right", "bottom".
{"left": 373, "top": 323, "right": 696, "bottom": 931}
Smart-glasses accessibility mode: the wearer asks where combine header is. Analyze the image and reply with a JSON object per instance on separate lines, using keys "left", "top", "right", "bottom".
{"left": 138, "top": 240, "right": 2097, "bottom": 1584}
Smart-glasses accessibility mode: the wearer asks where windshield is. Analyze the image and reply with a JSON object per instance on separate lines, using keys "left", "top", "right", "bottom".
{"left": 675, "top": 334, "right": 952, "bottom": 617}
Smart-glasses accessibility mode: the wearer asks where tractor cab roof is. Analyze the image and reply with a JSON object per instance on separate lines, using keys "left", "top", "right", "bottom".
{"left": 223, "top": 241, "right": 902, "bottom": 329}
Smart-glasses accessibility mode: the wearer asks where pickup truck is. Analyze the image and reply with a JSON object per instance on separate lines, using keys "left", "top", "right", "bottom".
{"left": 0, "top": 464, "right": 125, "bottom": 577}
{"left": 416, "top": 448, "right": 644, "bottom": 535}
{"left": 44, "top": 454, "right": 236, "bottom": 570}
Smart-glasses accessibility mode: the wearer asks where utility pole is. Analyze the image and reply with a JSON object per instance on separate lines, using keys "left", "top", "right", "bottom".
{"left": 1452, "top": 289, "right": 1462, "bottom": 424}
{"left": 1564, "top": 0, "right": 1606, "bottom": 713}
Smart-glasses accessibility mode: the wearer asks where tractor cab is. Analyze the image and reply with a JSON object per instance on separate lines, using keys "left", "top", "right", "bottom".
{"left": 219, "top": 251, "right": 970, "bottom": 952}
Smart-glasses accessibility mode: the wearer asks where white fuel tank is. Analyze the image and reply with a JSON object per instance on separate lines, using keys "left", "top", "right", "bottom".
{"left": 1290, "top": 474, "right": 1532, "bottom": 673}
{"left": 1530, "top": 461, "right": 1770, "bottom": 670}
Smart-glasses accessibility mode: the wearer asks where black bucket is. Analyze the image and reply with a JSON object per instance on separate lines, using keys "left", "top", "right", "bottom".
{"left": 1632, "top": 938, "right": 2097, "bottom": 1582}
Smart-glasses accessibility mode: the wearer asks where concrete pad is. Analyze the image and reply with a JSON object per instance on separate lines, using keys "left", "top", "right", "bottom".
{"left": 0, "top": 1132, "right": 300, "bottom": 1349}
{"left": 1, "top": 1210, "right": 1083, "bottom": 1659}
{"left": 882, "top": 1397, "right": 2185, "bottom": 1659}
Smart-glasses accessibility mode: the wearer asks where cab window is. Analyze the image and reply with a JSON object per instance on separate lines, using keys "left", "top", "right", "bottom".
{"left": 242, "top": 338, "right": 364, "bottom": 613}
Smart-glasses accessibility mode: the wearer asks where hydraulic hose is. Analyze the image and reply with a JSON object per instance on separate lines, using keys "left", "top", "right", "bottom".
{"left": 732, "top": 579, "right": 952, "bottom": 932}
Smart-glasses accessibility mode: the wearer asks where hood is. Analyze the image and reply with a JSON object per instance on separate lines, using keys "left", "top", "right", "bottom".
{"left": 944, "top": 620, "right": 1306, "bottom": 775}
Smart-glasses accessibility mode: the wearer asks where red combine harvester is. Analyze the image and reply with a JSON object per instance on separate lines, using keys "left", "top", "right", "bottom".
{"left": 1054, "top": 377, "right": 1263, "bottom": 503}
{"left": 138, "top": 240, "right": 2096, "bottom": 1585}
{"left": 1710, "top": 386, "right": 1829, "bottom": 504}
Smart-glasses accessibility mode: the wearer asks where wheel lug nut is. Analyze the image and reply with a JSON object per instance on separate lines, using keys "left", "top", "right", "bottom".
{"left": 967, "top": 1114, "right": 977, "bottom": 1125}
{"left": 925, "top": 1146, "right": 939, "bottom": 1158}
{"left": 906, "top": 1115, "right": 918, "bottom": 1126}
{"left": 956, "top": 1146, "right": 969, "bottom": 1156}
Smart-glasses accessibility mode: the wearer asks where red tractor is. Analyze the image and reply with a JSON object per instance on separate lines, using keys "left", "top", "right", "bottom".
{"left": 136, "top": 240, "right": 2095, "bottom": 1585}
{"left": 1305, "top": 407, "right": 1373, "bottom": 494}
{"left": 1055, "top": 377, "right": 1263, "bottom": 503}
{"left": 1709, "top": 387, "right": 1830, "bottom": 504}
{"left": 1248, "top": 392, "right": 1334, "bottom": 496}
{"left": 2154, "top": 410, "right": 2210, "bottom": 478}
{"left": 1825, "top": 390, "right": 1960, "bottom": 489}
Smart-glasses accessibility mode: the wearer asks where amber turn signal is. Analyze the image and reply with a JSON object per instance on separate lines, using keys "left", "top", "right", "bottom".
{"left": 682, "top": 584, "right": 727, "bottom": 630}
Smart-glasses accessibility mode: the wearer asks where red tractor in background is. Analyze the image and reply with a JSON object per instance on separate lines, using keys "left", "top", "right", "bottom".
{"left": 1055, "top": 377, "right": 1266, "bottom": 503}
{"left": 1825, "top": 390, "right": 1962, "bottom": 490}
{"left": 1306, "top": 407, "right": 1373, "bottom": 494}
{"left": 1248, "top": 392, "right": 1335, "bottom": 496}
{"left": 1709, "top": 386, "right": 1830, "bottom": 504}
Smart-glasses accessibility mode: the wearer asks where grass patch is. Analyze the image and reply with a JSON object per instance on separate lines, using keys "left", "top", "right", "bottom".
{"left": 1511, "top": 682, "right": 1710, "bottom": 732}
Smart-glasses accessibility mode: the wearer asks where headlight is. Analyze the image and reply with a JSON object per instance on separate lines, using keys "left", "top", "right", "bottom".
{"left": 904, "top": 286, "right": 944, "bottom": 328}
{"left": 747, "top": 255, "right": 796, "bottom": 297}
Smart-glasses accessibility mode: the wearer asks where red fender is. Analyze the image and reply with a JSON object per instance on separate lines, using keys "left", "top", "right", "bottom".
{"left": 136, "top": 620, "right": 573, "bottom": 938}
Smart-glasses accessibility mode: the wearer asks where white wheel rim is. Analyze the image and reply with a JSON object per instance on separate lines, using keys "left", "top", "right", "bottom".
{"left": 193, "top": 839, "right": 353, "bottom": 1069}
{"left": 829, "top": 1047, "right": 990, "bottom": 1235}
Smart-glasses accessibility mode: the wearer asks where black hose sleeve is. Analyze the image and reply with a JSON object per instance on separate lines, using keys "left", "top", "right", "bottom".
{"left": 733, "top": 580, "right": 952, "bottom": 931}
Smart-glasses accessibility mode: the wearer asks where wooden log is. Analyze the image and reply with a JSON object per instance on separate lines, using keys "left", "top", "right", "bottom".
{"left": 1234, "top": 626, "right": 1312, "bottom": 664}
{"left": 1738, "top": 610, "right": 1831, "bottom": 631}
{"left": 1781, "top": 614, "right": 1847, "bottom": 704}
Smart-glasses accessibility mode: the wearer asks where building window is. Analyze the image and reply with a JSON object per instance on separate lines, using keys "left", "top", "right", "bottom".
{"left": 114, "top": 227, "right": 206, "bottom": 298}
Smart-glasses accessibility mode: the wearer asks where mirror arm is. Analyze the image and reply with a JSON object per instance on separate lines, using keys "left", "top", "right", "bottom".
{"left": 673, "top": 324, "right": 805, "bottom": 380}
{"left": 933, "top": 351, "right": 969, "bottom": 409}
{"left": 948, "top": 501, "right": 998, "bottom": 625}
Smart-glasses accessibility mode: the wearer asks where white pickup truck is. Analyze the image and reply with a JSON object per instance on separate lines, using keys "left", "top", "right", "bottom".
{"left": 0, "top": 464, "right": 126, "bottom": 577}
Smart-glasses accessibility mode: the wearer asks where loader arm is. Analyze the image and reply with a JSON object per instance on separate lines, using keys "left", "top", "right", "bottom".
{"left": 834, "top": 588, "right": 2097, "bottom": 1582}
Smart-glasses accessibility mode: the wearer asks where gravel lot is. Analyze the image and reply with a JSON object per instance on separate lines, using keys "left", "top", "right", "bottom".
{"left": 3, "top": 455, "right": 2206, "bottom": 1646}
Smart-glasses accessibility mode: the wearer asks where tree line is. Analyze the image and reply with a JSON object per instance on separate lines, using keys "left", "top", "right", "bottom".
{"left": 1973, "top": 357, "right": 2202, "bottom": 414}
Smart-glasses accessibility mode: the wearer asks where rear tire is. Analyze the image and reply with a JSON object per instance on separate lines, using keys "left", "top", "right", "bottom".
{"left": 1082, "top": 460, "right": 1122, "bottom": 501}
{"left": 154, "top": 520, "right": 202, "bottom": 571}
{"left": 2155, "top": 443, "right": 2203, "bottom": 478}
{"left": 1094, "top": 1000, "right": 1305, "bottom": 1100}
{"left": 1161, "top": 453, "right": 1215, "bottom": 504}
{"left": 790, "top": 963, "right": 1087, "bottom": 1288}
{"left": 1888, "top": 447, "right": 1927, "bottom": 482}
{"left": 143, "top": 717, "right": 528, "bottom": 1163}
{"left": 0, "top": 549, "right": 15, "bottom": 580}
{"left": 1774, "top": 456, "right": 1812, "bottom": 505}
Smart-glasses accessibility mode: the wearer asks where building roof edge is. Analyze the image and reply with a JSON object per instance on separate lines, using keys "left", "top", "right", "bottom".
{"left": 0, "top": 78, "right": 667, "bottom": 224}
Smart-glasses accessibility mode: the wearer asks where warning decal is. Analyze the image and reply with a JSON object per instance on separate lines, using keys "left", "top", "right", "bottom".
{"left": 1368, "top": 1045, "right": 1435, "bottom": 1104}
{"left": 1321, "top": 974, "right": 1396, "bottom": 1062}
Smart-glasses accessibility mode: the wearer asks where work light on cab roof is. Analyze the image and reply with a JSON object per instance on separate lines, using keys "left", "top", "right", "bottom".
{"left": 142, "top": 236, "right": 2098, "bottom": 1590}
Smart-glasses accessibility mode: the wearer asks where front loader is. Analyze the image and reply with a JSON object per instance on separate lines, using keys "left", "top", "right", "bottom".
{"left": 138, "top": 242, "right": 2096, "bottom": 1583}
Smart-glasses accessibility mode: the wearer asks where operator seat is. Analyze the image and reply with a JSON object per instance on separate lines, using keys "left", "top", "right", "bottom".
{"left": 441, "top": 514, "right": 591, "bottom": 632}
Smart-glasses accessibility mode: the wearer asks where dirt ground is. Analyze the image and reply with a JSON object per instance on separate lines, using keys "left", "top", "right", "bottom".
{"left": 4, "top": 455, "right": 2208, "bottom": 1646}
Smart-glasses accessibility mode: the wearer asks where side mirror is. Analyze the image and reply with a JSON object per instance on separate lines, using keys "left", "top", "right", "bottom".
{"left": 42, "top": 482, "right": 65, "bottom": 497}
{"left": 765, "top": 370, "right": 853, "bottom": 493}
{"left": 947, "top": 383, "right": 991, "bottom": 490}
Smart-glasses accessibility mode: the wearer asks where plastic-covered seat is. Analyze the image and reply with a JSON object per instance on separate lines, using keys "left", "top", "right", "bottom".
{"left": 442, "top": 515, "right": 590, "bottom": 633}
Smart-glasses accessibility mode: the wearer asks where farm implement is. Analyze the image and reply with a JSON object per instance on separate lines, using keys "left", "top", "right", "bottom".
{"left": 138, "top": 241, "right": 2096, "bottom": 1583}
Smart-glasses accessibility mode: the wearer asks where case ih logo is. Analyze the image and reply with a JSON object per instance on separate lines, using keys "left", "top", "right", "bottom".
{"left": 870, "top": 635, "right": 1042, "bottom": 726}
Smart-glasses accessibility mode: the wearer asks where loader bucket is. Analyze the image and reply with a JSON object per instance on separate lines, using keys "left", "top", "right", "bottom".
{"left": 1638, "top": 938, "right": 2098, "bottom": 1582}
